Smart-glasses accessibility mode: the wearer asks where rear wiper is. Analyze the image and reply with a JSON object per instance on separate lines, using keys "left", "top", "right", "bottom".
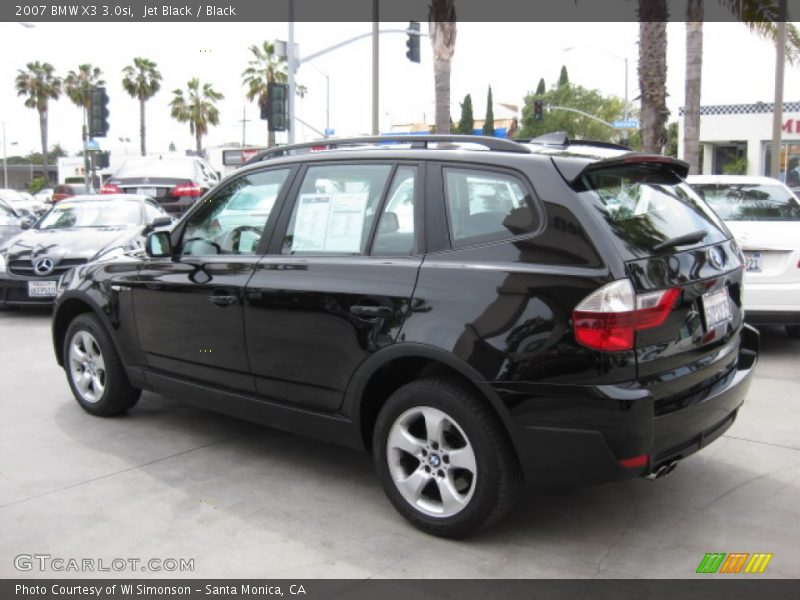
{"left": 652, "top": 230, "right": 708, "bottom": 253}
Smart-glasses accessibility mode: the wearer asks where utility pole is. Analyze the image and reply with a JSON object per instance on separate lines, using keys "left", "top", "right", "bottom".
{"left": 372, "top": 0, "right": 379, "bottom": 135}
{"left": 2, "top": 122, "right": 7, "bottom": 188}
{"left": 83, "top": 87, "right": 91, "bottom": 190}
{"left": 770, "top": 0, "right": 787, "bottom": 179}
{"left": 239, "top": 104, "right": 251, "bottom": 147}
{"left": 287, "top": 0, "right": 296, "bottom": 144}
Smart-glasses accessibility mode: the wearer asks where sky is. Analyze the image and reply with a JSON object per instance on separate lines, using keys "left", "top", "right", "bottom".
{"left": 1, "top": 20, "right": 799, "bottom": 158}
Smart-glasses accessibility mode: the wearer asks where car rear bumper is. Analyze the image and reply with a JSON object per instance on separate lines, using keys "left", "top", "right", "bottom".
{"left": 745, "top": 310, "right": 800, "bottom": 326}
{"left": 490, "top": 325, "right": 759, "bottom": 485}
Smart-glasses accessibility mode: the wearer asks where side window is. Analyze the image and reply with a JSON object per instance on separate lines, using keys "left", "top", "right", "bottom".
{"left": 372, "top": 166, "right": 417, "bottom": 256}
{"left": 281, "top": 164, "right": 392, "bottom": 255}
{"left": 444, "top": 167, "right": 540, "bottom": 247}
{"left": 181, "top": 168, "right": 290, "bottom": 256}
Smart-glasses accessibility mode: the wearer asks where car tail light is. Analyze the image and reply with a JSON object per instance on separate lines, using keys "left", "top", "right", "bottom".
{"left": 572, "top": 280, "right": 681, "bottom": 351}
{"left": 100, "top": 183, "right": 121, "bottom": 194}
{"left": 170, "top": 183, "right": 204, "bottom": 197}
{"left": 619, "top": 454, "right": 649, "bottom": 468}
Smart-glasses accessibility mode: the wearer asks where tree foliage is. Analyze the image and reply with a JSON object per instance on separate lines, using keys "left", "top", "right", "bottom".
{"left": 535, "top": 78, "right": 546, "bottom": 96}
{"left": 456, "top": 94, "right": 474, "bottom": 134}
{"left": 170, "top": 78, "right": 224, "bottom": 154}
{"left": 242, "top": 40, "right": 287, "bottom": 147}
{"left": 64, "top": 64, "right": 104, "bottom": 111}
{"left": 518, "top": 80, "right": 626, "bottom": 142}
{"left": 558, "top": 66, "right": 569, "bottom": 87}
{"left": 482, "top": 86, "right": 494, "bottom": 136}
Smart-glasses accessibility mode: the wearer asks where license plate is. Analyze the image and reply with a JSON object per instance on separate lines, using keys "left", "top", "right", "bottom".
{"left": 702, "top": 287, "right": 732, "bottom": 330}
{"left": 28, "top": 280, "right": 57, "bottom": 298}
{"left": 744, "top": 251, "right": 762, "bottom": 273}
{"left": 137, "top": 187, "right": 157, "bottom": 197}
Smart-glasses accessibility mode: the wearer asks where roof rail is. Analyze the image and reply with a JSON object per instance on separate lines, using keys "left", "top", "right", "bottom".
{"left": 247, "top": 134, "right": 531, "bottom": 163}
{"left": 522, "top": 132, "right": 630, "bottom": 151}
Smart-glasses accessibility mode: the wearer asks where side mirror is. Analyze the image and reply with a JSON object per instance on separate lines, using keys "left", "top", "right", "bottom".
{"left": 145, "top": 231, "right": 172, "bottom": 258}
{"left": 143, "top": 216, "right": 173, "bottom": 233}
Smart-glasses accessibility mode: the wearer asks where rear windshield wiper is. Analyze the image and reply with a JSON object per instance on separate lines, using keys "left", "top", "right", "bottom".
{"left": 652, "top": 230, "right": 708, "bottom": 253}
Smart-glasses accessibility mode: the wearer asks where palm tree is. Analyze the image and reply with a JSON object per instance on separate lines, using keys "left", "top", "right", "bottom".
{"left": 170, "top": 78, "right": 224, "bottom": 155}
{"left": 637, "top": 0, "right": 669, "bottom": 154}
{"left": 122, "top": 57, "right": 162, "bottom": 156}
{"left": 429, "top": 0, "right": 457, "bottom": 134}
{"left": 682, "top": 2, "right": 800, "bottom": 174}
{"left": 15, "top": 61, "right": 61, "bottom": 168}
{"left": 241, "top": 41, "right": 287, "bottom": 147}
{"left": 64, "top": 64, "right": 104, "bottom": 110}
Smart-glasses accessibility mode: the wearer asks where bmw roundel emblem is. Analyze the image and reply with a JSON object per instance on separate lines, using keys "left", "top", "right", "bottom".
{"left": 708, "top": 246, "right": 725, "bottom": 269}
{"left": 33, "top": 257, "right": 55, "bottom": 276}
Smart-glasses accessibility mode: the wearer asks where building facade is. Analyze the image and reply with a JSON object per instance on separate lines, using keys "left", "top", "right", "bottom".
{"left": 678, "top": 101, "right": 800, "bottom": 180}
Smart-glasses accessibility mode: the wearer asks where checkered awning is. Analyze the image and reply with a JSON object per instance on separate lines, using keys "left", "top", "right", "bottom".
{"left": 679, "top": 101, "right": 800, "bottom": 116}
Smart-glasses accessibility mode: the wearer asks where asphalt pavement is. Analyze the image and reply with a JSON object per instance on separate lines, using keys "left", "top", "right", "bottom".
{"left": 1, "top": 308, "right": 798, "bottom": 579}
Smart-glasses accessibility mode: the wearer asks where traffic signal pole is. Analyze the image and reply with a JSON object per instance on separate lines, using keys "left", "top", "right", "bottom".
{"left": 284, "top": 25, "right": 426, "bottom": 141}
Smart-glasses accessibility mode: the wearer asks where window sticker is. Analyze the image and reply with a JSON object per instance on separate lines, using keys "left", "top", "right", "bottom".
{"left": 292, "top": 192, "right": 368, "bottom": 252}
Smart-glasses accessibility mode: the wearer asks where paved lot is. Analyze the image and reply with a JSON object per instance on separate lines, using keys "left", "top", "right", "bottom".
{"left": 1, "top": 309, "right": 798, "bottom": 579}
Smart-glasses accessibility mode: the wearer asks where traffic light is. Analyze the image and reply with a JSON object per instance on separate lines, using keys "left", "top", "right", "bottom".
{"left": 89, "top": 87, "right": 110, "bottom": 137}
{"left": 534, "top": 99, "right": 544, "bottom": 121}
{"left": 406, "top": 21, "right": 420, "bottom": 63}
{"left": 267, "top": 82, "right": 289, "bottom": 132}
{"left": 95, "top": 151, "right": 110, "bottom": 169}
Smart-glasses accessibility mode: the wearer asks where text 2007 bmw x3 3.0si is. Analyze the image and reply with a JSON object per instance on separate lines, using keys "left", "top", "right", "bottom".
{"left": 52, "top": 134, "right": 759, "bottom": 537}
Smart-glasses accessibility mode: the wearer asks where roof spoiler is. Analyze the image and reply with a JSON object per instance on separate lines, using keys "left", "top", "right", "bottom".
{"left": 555, "top": 153, "right": 690, "bottom": 184}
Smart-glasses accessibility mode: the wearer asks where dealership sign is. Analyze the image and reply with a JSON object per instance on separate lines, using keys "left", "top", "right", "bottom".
{"left": 782, "top": 118, "right": 800, "bottom": 134}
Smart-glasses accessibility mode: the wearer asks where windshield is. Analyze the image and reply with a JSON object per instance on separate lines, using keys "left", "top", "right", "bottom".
{"left": 38, "top": 201, "right": 143, "bottom": 229}
{"left": 114, "top": 159, "right": 197, "bottom": 179}
{"left": 691, "top": 183, "right": 800, "bottom": 221}
{"left": 580, "top": 165, "right": 728, "bottom": 257}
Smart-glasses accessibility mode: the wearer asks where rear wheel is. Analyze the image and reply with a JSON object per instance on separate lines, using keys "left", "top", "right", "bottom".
{"left": 373, "top": 378, "right": 521, "bottom": 538}
{"left": 64, "top": 313, "right": 140, "bottom": 416}
{"left": 787, "top": 325, "right": 800, "bottom": 339}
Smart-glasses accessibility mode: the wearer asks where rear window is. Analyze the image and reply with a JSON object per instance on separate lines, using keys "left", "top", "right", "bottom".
{"left": 115, "top": 159, "right": 197, "bottom": 179}
{"left": 580, "top": 165, "right": 728, "bottom": 257}
{"left": 692, "top": 183, "right": 800, "bottom": 221}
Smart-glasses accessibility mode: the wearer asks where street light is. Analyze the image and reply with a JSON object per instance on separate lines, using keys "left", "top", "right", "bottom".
{"left": 306, "top": 62, "right": 331, "bottom": 137}
{"left": 562, "top": 45, "right": 630, "bottom": 125}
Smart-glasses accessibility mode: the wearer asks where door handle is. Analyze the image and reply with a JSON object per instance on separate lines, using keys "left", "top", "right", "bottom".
{"left": 208, "top": 295, "right": 237, "bottom": 307}
{"left": 350, "top": 305, "right": 392, "bottom": 320}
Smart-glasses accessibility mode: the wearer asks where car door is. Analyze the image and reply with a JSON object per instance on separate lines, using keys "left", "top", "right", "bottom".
{"left": 132, "top": 167, "right": 294, "bottom": 392}
{"left": 244, "top": 162, "right": 424, "bottom": 412}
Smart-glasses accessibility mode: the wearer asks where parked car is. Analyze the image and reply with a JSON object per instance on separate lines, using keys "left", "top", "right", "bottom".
{"left": 0, "top": 199, "right": 34, "bottom": 248}
{"left": 52, "top": 134, "right": 758, "bottom": 537}
{"left": 52, "top": 183, "right": 96, "bottom": 204}
{"left": 0, "top": 188, "right": 49, "bottom": 217}
{"left": 688, "top": 175, "right": 800, "bottom": 338}
{"left": 0, "top": 195, "right": 171, "bottom": 309}
{"left": 101, "top": 156, "right": 219, "bottom": 215}
{"left": 35, "top": 188, "right": 54, "bottom": 204}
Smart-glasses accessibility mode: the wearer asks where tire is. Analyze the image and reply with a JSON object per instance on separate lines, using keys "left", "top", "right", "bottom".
{"left": 63, "top": 313, "right": 141, "bottom": 416}
{"left": 787, "top": 325, "right": 800, "bottom": 339}
{"left": 373, "top": 377, "right": 521, "bottom": 538}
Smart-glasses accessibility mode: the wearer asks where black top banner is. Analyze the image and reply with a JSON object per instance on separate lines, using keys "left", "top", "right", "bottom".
{"left": 2, "top": 0, "right": 799, "bottom": 23}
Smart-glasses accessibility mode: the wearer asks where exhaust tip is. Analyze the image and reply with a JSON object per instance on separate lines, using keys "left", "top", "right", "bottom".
{"left": 646, "top": 460, "right": 679, "bottom": 481}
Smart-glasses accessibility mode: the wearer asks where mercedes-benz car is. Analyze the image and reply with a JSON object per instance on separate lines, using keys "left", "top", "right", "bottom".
{"left": 0, "top": 194, "right": 171, "bottom": 309}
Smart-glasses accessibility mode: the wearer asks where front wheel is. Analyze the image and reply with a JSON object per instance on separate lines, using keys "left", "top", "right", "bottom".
{"left": 64, "top": 313, "right": 141, "bottom": 416}
{"left": 373, "top": 378, "right": 521, "bottom": 538}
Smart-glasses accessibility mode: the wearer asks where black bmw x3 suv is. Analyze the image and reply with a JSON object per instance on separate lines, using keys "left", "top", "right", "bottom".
{"left": 52, "top": 134, "right": 758, "bottom": 537}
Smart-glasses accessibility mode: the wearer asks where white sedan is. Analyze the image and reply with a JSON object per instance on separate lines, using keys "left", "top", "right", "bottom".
{"left": 688, "top": 175, "right": 800, "bottom": 338}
